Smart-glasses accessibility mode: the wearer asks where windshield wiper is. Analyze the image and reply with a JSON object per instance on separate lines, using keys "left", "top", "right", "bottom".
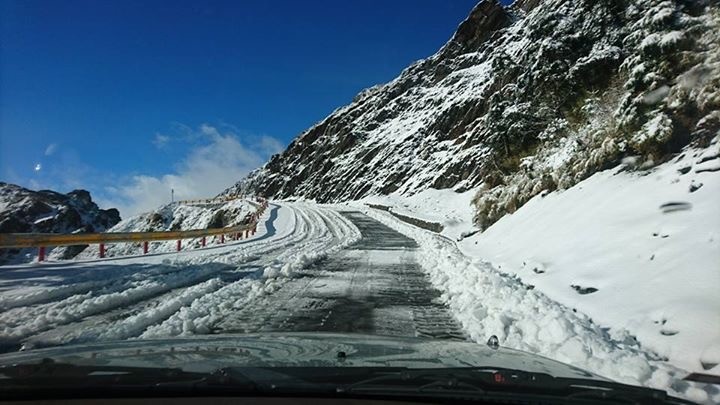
{"left": 333, "top": 367, "right": 692, "bottom": 404}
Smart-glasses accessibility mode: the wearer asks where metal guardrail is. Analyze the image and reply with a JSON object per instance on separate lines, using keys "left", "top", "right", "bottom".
{"left": 0, "top": 222, "right": 257, "bottom": 248}
{"left": 0, "top": 198, "right": 268, "bottom": 262}
{"left": 176, "top": 194, "right": 244, "bottom": 206}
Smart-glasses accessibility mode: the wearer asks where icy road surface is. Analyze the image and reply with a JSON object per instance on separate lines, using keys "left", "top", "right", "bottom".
{"left": 215, "top": 212, "right": 466, "bottom": 339}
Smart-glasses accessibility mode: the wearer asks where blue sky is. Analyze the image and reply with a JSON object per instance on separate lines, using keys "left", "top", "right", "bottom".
{"left": 1, "top": 0, "right": 504, "bottom": 215}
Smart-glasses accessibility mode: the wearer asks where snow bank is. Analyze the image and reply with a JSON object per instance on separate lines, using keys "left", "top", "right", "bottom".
{"left": 348, "top": 140, "right": 719, "bottom": 403}
{"left": 361, "top": 205, "right": 718, "bottom": 403}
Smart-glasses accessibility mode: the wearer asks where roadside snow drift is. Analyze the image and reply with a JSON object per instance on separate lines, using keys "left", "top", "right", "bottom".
{"left": 462, "top": 144, "right": 720, "bottom": 376}
{"left": 362, "top": 203, "right": 718, "bottom": 404}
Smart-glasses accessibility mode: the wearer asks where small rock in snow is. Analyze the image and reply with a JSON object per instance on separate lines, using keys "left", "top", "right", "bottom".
{"left": 689, "top": 182, "right": 703, "bottom": 193}
{"left": 571, "top": 285, "right": 599, "bottom": 295}
{"left": 677, "top": 166, "right": 692, "bottom": 175}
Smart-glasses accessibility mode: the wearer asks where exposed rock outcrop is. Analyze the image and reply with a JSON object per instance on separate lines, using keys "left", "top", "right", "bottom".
{"left": 227, "top": 0, "right": 719, "bottom": 230}
{"left": 0, "top": 182, "right": 121, "bottom": 264}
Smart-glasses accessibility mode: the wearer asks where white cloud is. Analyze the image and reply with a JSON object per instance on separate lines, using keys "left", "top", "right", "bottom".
{"left": 44, "top": 143, "right": 58, "bottom": 156}
{"left": 103, "top": 125, "right": 283, "bottom": 217}
{"left": 34, "top": 163, "right": 42, "bottom": 172}
{"left": 258, "top": 135, "right": 285, "bottom": 156}
{"left": 152, "top": 133, "right": 171, "bottom": 149}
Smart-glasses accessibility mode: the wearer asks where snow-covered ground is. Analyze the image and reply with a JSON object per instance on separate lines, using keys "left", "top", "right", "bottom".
{"left": 337, "top": 142, "right": 719, "bottom": 403}
{"left": 463, "top": 147, "right": 720, "bottom": 376}
{"left": 0, "top": 202, "right": 361, "bottom": 349}
{"left": 360, "top": 205, "right": 718, "bottom": 403}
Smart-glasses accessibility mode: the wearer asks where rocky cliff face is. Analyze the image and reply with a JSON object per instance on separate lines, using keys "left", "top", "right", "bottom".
{"left": 227, "top": 0, "right": 720, "bottom": 229}
{"left": 0, "top": 183, "right": 121, "bottom": 264}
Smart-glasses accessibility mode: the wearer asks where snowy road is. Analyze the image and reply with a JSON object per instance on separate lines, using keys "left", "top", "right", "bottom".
{"left": 215, "top": 211, "right": 466, "bottom": 340}
{"left": 0, "top": 203, "right": 462, "bottom": 353}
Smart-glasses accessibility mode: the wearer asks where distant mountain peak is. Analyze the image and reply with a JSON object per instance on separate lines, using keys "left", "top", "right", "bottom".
{"left": 448, "top": 0, "right": 509, "bottom": 54}
{"left": 0, "top": 183, "right": 121, "bottom": 264}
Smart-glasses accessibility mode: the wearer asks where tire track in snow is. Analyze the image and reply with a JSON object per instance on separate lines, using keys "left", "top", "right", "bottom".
{"left": 19, "top": 263, "right": 268, "bottom": 348}
{"left": 132, "top": 204, "right": 360, "bottom": 338}
{"left": 211, "top": 207, "right": 331, "bottom": 333}
{"left": 213, "top": 210, "right": 462, "bottom": 341}
{"left": 0, "top": 205, "right": 298, "bottom": 349}
{"left": 23, "top": 278, "right": 227, "bottom": 348}
{"left": 0, "top": 262, "right": 235, "bottom": 346}
{"left": 0, "top": 262, "right": 201, "bottom": 311}
{"left": 0, "top": 203, "right": 361, "bottom": 351}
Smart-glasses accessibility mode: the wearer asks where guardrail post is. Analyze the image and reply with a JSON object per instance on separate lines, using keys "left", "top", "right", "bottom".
{"left": 201, "top": 236, "right": 206, "bottom": 247}
{"left": 245, "top": 229, "right": 250, "bottom": 238}
{"left": 176, "top": 240, "right": 181, "bottom": 251}
{"left": 99, "top": 243, "right": 105, "bottom": 258}
{"left": 143, "top": 241, "right": 149, "bottom": 255}
{"left": 38, "top": 246, "right": 45, "bottom": 262}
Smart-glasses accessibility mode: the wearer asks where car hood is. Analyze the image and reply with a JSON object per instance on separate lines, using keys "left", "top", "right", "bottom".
{"left": 0, "top": 333, "right": 605, "bottom": 381}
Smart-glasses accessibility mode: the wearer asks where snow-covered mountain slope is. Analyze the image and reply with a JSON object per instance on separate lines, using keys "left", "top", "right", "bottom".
{"left": 462, "top": 140, "right": 720, "bottom": 376}
{"left": 0, "top": 183, "right": 121, "bottom": 264}
{"left": 228, "top": 0, "right": 719, "bottom": 231}
{"left": 74, "top": 198, "right": 256, "bottom": 260}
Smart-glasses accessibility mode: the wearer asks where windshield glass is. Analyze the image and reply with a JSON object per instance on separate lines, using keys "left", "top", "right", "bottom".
{"left": 0, "top": 0, "right": 718, "bottom": 404}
